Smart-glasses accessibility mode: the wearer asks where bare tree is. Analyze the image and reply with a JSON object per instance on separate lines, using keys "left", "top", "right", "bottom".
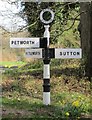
{"left": 0, "top": 0, "right": 27, "bottom": 33}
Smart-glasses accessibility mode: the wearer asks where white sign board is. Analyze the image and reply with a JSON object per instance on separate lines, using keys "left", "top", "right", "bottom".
{"left": 10, "top": 38, "right": 40, "bottom": 48}
{"left": 25, "top": 49, "right": 42, "bottom": 58}
{"left": 55, "top": 48, "right": 82, "bottom": 59}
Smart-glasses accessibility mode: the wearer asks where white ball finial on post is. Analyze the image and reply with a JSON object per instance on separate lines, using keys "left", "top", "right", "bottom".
{"left": 44, "top": 25, "right": 50, "bottom": 47}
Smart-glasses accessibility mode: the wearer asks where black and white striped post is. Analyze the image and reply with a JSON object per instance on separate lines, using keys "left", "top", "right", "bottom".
{"left": 40, "top": 9, "right": 54, "bottom": 105}
{"left": 43, "top": 25, "right": 50, "bottom": 105}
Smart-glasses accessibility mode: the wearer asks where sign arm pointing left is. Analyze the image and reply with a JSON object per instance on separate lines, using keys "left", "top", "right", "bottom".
{"left": 10, "top": 37, "right": 47, "bottom": 48}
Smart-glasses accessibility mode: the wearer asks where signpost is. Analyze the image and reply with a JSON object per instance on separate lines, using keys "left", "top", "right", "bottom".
{"left": 10, "top": 9, "right": 82, "bottom": 105}
{"left": 55, "top": 48, "right": 82, "bottom": 59}
{"left": 10, "top": 37, "right": 47, "bottom": 48}
{"left": 25, "top": 49, "right": 43, "bottom": 58}
{"left": 25, "top": 48, "right": 82, "bottom": 59}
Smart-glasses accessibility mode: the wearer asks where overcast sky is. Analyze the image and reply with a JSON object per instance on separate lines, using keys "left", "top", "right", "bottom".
{"left": 0, "top": 0, "right": 27, "bottom": 32}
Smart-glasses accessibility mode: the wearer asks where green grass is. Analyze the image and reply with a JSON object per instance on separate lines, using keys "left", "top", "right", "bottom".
{"left": 0, "top": 61, "right": 26, "bottom": 67}
{"left": 2, "top": 91, "right": 91, "bottom": 119}
{"left": 2, "top": 96, "right": 42, "bottom": 110}
{"left": 2, "top": 59, "right": 91, "bottom": 119}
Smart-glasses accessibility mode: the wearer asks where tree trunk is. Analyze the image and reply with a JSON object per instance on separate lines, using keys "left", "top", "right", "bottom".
{"left": 80, "top": 2, "right": 92, "bottom": 78}
{"left": 80, "top": 2, "right": 90, "bottom": 55}
{"left": 88, "top": 2, "right": 92, "bottom": 79}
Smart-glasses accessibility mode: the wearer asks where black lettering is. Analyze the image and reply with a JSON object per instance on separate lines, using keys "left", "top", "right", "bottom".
{"left": 73, "top": 52, "right": 76, "bottom": 55}
{"left": 29, "top": 41, "right": 32, "bottom": 44}
{"left": 11, "top": 41, "right": 15, "bottom": 44}
{"left": 29, "top": 41, "right": 34, "bottom": 44}
{"left": 26, "top": 52, "right": 28, "bottom": 55}
{"left": 17, "top": 41, "right": 20, "bottom": 44}
{"left": 38, "top": 52, "right": 40, "bottom": 55}
{"left": 32, "top": 41, "right": 35, "bottom": 44}
{"left": 27, "top": 41, "right": 29, "bottom": 44}
{"left": 23, "top": 41, "right": 26, "bottom": 44}
{"left": 30, "top": 52, "right": 32, "bottom": 55}
{"left": 26, "top": 51, "right": 40, "bottom": 56}
{"left": 33, "top": 52, "right": 37, "bottom": 55}
{"left": 63, "top": 52, "right": 66, "bottom": 56}
{"left": 20, "top": 41, "right": 24, "bottom": 44}
{"left": 77, "top": 52, "right": 80, "bottom": 55}
{"left": 60, "top": 52, "right": 62, "bottom": 55}
{"left": 70, "top": 52, "right": 73, "bottom": 55}
{"left": 67, "top": 52, "right": 69, "bottom": 55}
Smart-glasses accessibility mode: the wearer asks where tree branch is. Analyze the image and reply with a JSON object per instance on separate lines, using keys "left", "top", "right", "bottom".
{"left": 52, "top": 10, "right": 88, "bottom": 41}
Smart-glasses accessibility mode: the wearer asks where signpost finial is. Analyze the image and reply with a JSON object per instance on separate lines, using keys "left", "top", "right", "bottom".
{"left": 40, "top": 9, "right": 54, "bottom": 24}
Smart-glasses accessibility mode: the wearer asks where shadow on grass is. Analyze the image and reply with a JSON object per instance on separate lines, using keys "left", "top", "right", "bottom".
{"left": 51, "top": 67, "right": 82, "bottom": 77}
{"left": 2, "top": 97, "right": 63, "bottom": 119}
{"left": 2, "top": 95, "right": 92, "bottom": 120}
{"left": 17, "top": 67, "right": 82, "bottom": 79}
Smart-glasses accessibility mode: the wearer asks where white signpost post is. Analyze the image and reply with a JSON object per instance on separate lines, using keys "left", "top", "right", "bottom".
{"left": 10, "top": 9, "right": 82, "bottom": 106}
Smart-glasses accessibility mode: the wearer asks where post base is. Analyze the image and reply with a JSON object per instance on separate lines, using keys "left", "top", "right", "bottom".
{"left": 43, "top": 92, "right": 50, "bottom": 105}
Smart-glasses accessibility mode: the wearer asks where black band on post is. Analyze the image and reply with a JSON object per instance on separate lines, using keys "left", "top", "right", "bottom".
{"left": 43, "top": 79, "right": 50, "bottom": 92}
{"left": 49, "top": 48, "right": 55, "bottom": 59}
{"left": 40, "top": 38, "right": 47, "bottom": 48}
{"left": 43, "top": 60, "right": 50, "bottom": 64}
{"left": 42, "top": 48, "right": 55, "bottom": 59}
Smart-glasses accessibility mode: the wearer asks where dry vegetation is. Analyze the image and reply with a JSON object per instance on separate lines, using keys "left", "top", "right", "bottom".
{"left": 2, "top": 59, "right": 91, "bottom": 119}
{"left": 0, "top": 28, "right": 31, "bottom": 62}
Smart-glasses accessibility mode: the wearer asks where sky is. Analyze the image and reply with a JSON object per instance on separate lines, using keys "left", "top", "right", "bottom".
{"left": 0, "top": 0, "right": 27, "bottom": 32}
